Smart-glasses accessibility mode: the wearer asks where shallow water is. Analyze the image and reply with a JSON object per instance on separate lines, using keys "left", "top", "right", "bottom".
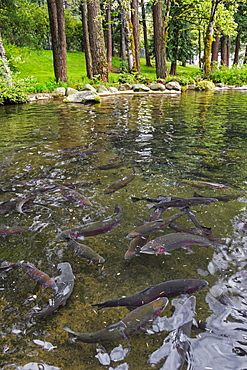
{"left": 1, "top": 90, "right": 247, "bottom": 369}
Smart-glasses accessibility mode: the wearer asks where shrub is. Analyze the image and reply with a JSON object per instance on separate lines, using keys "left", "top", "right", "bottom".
{"left": 211, "top": 64, "right": 247, "bottom": 85}
{"left": 0, "top": 76, "right": 30, "bottom": 104}
{"left": 195, "top": 80, "right": 215, "bottom": 90}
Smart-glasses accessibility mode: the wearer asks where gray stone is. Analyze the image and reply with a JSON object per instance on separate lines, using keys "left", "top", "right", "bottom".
{"left": 149, "top": 83, "right": 166, "bottom": 91}
{"left": 118, "top": 83, "right": 132, "bottom": 91}
{"left": 132, "top": 84, "right": 150, "bottom": 92}
{"left": 187, "top": 83, "right": 196, "bottom": 90}
{"left": 108, "top": 86, "right": 119, "bottom": 93}
{"left": 66, "top": 87, "right": 79, "bottom": 96}
{"left": 52, "top": 87, "right": 66, "bottom": 97}
{"left": 215, "top": 83, "right": 224, "bottom": 88}
{"left": 165, "top": 81, "right": 181, "bottom": 91}
{"left": 81, "top": 84, "right": 97, "bottom": 92}
{"left": 97, "top": 85, "right": 109, "bottom": 93}
{"left": 63, "top": 91, "right": 100, "bottom": 104}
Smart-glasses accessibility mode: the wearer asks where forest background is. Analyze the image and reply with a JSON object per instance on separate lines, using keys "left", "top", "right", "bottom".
{"left": 1, "top": 0, "right": 247, "bottom": 104}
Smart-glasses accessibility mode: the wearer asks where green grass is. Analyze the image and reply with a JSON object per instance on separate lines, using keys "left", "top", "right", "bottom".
{"left": 12, "top": 47, "right": 200, "bottom": 85}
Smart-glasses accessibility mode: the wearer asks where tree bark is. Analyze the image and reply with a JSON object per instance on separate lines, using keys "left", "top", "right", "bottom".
{"left": 47, "top": 0, "right": 67, "bottom": 82}
{"left": 0, "top": 32, "right": 12, "bottom": 84}
{"left": 211, "top": 35, "right": 220, "bottom": 63}
{"left": 152, "top": 0, "right": 167, "bottom": 79}
{"left": 131, "top": 0, "right": 140, "bottom": 72}
{"left": 233, "top": 30, "right": 240, "bottom": 66}
{"left": 141, "top": 0, "right": 152, "bottom": 67}
{"left": 87, "top": 0, "right": 108, "bottom": 81}
{"left": 204, "top": 0, "right": 219, "bottom": 77}
{"left": 221, "top": 34, "right": 228, "bottom": 66}
{"left": 106, "top": 1, "right": 112, "bottom": 72}
{"left": 120, "top": 7, "right": 127, "bottom": 61}
{"left": 80, "top": 0, "right": 93, "bottom": 79}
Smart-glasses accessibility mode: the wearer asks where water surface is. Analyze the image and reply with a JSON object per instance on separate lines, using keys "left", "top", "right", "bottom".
{"left": 1, "top": 90, "right": 247, "bottom": 369}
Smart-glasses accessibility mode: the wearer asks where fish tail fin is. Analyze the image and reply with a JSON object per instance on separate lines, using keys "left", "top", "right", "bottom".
{"left": 146, "top": 203, "right": 155, "bottom": 210}
{"left": 91, "top": 303, "right": 105, "bottom": 310}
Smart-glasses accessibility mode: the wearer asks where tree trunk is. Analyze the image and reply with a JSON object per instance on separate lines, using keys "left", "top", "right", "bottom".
{"left": 221, "top": 34, "right": 228, "bottom": 66}
{"left": 106, "top": 1, "right": 112, "bottom": 72}
{"left": 233, "top": 30, "right": 240, "bottom": 66}
{"left": 152, "top": 0, "right": 167, "bottom": 79}
{"left": 122, "top": 1, "right": 136, "bottom": 72}
{"left": 0, "top": 32, "right": 12, "bottom": 84}
{"left": 131, "top": 0, "right": 140, "bottom": 73}
{"left": 87, "top": 0, "right": 108, "bottom": 81}
{"left": 211, "top": 35, "right": 220, "bottom": 63}
{"left": 244, "top": 44, "right": 247, "bottom": 65}
{"left": 141, "top": 0, "right": 152, "bottom": 67}
{"left": 47, "top": 0, "right": 67, "bottom": 82}
{"left": 170, "top": 61, "right": 177, "bottom": 75}
{"left": 120, "top": 7, "right": 126, "bottom": 61}
{"left": 204, "top": 0, "right": 219, "bottom": 76}
{"left": 80, "top": 0, "right": 93, "bottom": 79}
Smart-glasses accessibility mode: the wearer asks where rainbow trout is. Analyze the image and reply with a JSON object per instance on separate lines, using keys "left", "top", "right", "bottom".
{"left": 126, "top": 212, "right": 184, "bottom": 239}
{"left": 140, "top": 232, "right": 221, "bottom": 254}
{"left": 58, "top": 185, "right": 92, "bottom": 206}
{"left": 147, "top": 197, "right": 218, "bottom": 211}
{"left": 63, "top": 297, "right": 168, "bottom": 343}
{"left": 0, "top": 261, "right": 56, "bottom": 289}
{"left": 103, "top": 173, "right": 135, "bottom": 194}
{"left": 59, "top": 235, "right": 105, "bottom": 263}
{"left": 124, "top": 235, "right": 149, "bottom": 259}
{"left": 27, "top": 262, "right": 75, "bottom": 320}
{"left": 59, "top": 204, "right": 123, "bottom": 238}
{"left": 92, "top": 279, "right": 207, "bottom": 310}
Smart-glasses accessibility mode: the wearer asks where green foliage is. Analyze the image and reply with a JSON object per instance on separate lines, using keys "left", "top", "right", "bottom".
{"left": 210, "top": 64, "right": 247, "bottom": 85}
{"left": 118, "top": 72, "right": 152, "bottom": 85}
{"left": 195, "top": 80, "right": 215, "bottom": 90}
{"left": 0, "top": 75, "right": 30, "bottom": 104}
{"left": 165, "top": 75, "right": 195, "bottom": 86}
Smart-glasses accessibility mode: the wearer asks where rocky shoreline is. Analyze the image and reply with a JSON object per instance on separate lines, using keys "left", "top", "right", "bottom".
{"left": 28, "top": 80, "right": 247, "bottom": 104}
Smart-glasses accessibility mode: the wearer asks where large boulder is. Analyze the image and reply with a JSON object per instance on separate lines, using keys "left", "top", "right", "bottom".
{"left": 97, "top": 85, "right": 109, "bottom": 93}
{"left": 108, "top": 86, "right": 119, "bottom": 93}
{"left": 165, "top": 81, "right": 181, "bottom": 91}
{"left": 132, "top": 84, "right": 150, "bottom": 92}
{"left": 63, "top": 91, "right": 101, "bottom": 104}
{"left": 118, "top": 83, "right": 132, "bottom": 91}
{"left": 52, "top": 87, "right": 66, "bottom": 98}
{"left": 81, "top": 84, "right": 97, "bottom": 92}
{"left": 149, "top": 83, "right": 166, "bottom": 91}
{"left": 66, "top": 87, "right": 79, "bottom": 96}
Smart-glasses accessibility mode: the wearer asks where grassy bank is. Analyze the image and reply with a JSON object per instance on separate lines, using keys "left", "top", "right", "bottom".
{"left": 11, "top": 47, "right": 200, "bottom": 85}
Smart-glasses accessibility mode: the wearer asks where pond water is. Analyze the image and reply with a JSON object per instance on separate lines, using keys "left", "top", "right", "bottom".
{"left": 1, "top": 90, "right": 247, "bottom": 370}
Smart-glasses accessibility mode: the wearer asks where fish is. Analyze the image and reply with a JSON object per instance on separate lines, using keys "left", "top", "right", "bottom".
{"left": 0, "top": 261, "right": 57, "bottom": 289}
{"left": 92, "top": 279, "right": 207, "bottom": 310}
{"left": 63, "top": 297, "right": 168, "bottom": 343}
{"left": 16, "top": 193, "right": 36, "bottom": 213}
{"left": 183, "top": 207, "right": 211, "bottom": 232}
{"left": 103, "top": 172, "right": 135, "bottom": 194}
{"left": 27, "top": 262, "right": 75, "bottom": 320}
{"left": 140, "top": 232, "right": 221, "bottom": 255}
{"left": 169, "top": 222, "right": 224, "bottom": 244}
{"left": 0, "top": 225, "right": 30, "bottom": 236}
{"left": 58, "top": 204, "right": 123, "bottom": 238}
{"left": 178, "top": 179, "right": 229, "bottom": 189}
{"left": 193, "top": 191, "right": 241, "bottom": 202}
{"left": 58, "top": 185, "right": 92, "bottom": 206}
{"left": 131, "top": 195, "right": 182, "bottom": 203}
{"left": 147, "top": 197, "right": 218, "bottom": 211}
{"left": 59, "top": 235, "right": 105, "bottom": 263}
{"left": 126, "top": 212, "right": 184, "bottom": 239}
{"left": 124, "top": 235, "right": 149, "bottom": 260}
